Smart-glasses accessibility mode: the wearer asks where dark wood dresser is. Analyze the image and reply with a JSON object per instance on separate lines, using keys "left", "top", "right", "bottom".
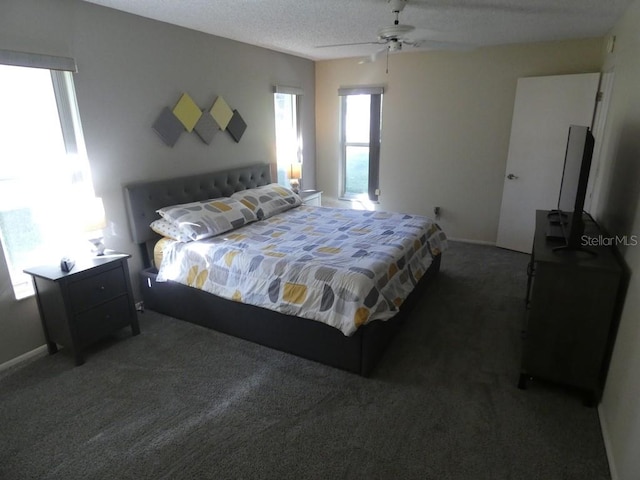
{"left": 519, "top": 210, "right": 623, "bottom": 405}
{"left": 24, "top": 252, "right": 140, "bottom": 365}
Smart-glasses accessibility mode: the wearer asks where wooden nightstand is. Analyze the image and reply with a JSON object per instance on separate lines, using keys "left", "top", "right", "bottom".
{"left": 300, "top": 190, "right": 322, "bottom": 206}
{"left": 24, "top": 252, "right": 140, "bottom": 366}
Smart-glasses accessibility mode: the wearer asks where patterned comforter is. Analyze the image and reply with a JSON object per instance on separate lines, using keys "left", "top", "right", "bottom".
{"left": 156, "top": 205, "right": 447, "bottom": 336}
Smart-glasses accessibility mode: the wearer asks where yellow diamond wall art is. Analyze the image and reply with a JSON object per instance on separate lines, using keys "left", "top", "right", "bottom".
{"left": 153, "top": 92, "right": 247, "bottom": 147}
{"left": 172, "top": 93, "right": 202, "bottom": 132}
{"left": 210, "top": 96, "right": 234, "bottom": 131}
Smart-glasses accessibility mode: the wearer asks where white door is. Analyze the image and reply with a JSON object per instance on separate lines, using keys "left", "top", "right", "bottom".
{"left": 496, "top": 73, "right": 600, "bottom": 253}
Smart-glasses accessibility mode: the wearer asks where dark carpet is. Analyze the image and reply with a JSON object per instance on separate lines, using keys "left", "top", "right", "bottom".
{"left": 0, "top": 241, "right": 611, "bottom": 479}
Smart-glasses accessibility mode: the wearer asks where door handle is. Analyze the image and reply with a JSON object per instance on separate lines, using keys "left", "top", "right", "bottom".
{"left": 507, "top": 173, "right": 519, "bottom": 180}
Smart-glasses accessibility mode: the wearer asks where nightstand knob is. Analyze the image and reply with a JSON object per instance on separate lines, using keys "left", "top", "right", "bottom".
{"left": 99, "top": 285, "right": 105, "bottom": 291}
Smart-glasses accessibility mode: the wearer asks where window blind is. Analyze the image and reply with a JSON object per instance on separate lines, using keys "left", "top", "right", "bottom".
{"left": 274, "top": 85, "right": 304, "bottom": 96}
{"left": 0, "top": 49, "right": 77, "bottom": 72}
{"left": 338, "top": 86, "right": 384, "bottom": 96}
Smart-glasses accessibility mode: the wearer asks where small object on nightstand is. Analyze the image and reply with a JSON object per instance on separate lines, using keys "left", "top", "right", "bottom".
{"left": 24, "top": 252, "right": 140, "bottom": 366}
{"left": 60, "top": 257, "right": 75, "bottom": 272}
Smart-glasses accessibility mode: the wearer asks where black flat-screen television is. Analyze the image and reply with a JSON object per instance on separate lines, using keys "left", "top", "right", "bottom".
{"left": 550, "top": 125, "right": 595, "bottom": 251}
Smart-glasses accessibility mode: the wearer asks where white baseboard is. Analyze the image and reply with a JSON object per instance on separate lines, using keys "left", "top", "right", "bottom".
{"left": 598, "top": 404, "right": 619, "bottom": 480}
{"left": 448, "top": 237, "right": 496, "bottom": 246}
{"left": 0, "top": 345, "right": 47, "bottom": 373}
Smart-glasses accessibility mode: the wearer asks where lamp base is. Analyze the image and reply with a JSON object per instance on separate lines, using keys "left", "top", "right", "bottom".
{"left": 290, "top": 179, "right": 300, "bottom": 194}
{"left": 88, "top": 237, "right": 106, "bottom": 256}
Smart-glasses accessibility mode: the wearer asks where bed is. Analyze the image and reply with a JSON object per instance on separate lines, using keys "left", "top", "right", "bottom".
{"left": 124, "top": 163, "right": 445, "bottom": 375}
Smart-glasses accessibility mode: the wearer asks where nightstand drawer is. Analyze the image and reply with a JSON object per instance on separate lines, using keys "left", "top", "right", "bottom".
{"left": 75, "top": 295, "right": 132, "bottom": 346}
{"left": 69, "top": 266, "right": 127, "bottom": 313}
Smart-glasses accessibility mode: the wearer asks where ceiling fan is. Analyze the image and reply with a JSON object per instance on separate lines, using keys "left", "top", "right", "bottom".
{"left": 316, "top": 0, "right": 468, "bottom": 66}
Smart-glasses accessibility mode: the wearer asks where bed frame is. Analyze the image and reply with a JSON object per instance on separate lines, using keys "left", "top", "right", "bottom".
{"left": 124, "top": 163, "right": 441, "bottom": 376}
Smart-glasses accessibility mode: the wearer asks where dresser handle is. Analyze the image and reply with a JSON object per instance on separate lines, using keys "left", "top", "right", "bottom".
{"left": 526, "top": 262, "right": 535, "bottom": 277}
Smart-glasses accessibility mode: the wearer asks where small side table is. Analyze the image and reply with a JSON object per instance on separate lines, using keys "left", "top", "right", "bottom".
{"left": 24, "top": 252, "right": 140, "bottom": 366}
{"left": 300, "top": 190, "right": 323, "bottom": 206}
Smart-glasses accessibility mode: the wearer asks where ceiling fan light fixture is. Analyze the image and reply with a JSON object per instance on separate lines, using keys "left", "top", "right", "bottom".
{"left": 378, "top": 24, "right": 414, "bottom": 41}
{"left": 388, "top": 39, "right": 402, "bottom": 52}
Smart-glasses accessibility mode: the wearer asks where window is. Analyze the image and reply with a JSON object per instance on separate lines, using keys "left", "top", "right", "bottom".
{"left": 339, "top": 87, "right": 383, "bottom": 202}
{"left": 0, "top": 52, "right": 95, "bottom": 299}
{"left": 273, "top": 86, "right": 303, "bottom": 189}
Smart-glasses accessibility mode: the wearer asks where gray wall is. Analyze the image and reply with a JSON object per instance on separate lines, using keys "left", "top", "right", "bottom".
{"left": 591, "top": 1, "right": 640, "bottom": 478}
{"left": 0, "top": 0, "right": 315, "bottom": 365}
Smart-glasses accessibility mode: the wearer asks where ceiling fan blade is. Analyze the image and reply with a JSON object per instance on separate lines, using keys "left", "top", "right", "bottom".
{"left": 358, "top": 47, "right": 387, "bottom": 64}
{"left": 315, "top": 41, "right": 383, "bottom": 49}
{"left": 401, "top": 0, "right": 577, "bottom": 15}
{"left": 408, "top": 39, "right": 476, "bottom": 51}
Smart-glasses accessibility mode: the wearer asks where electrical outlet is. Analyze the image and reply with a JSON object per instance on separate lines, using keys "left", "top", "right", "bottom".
{"left": 135, "top": 301, "right": 145, "bottom": 313}
{"left": 433, "top": 206, "right": 441, "bottom": 219}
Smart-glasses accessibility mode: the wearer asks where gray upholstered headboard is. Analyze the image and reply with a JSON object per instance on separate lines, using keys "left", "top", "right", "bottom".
{"left": 124, "top": 163, "right": 271, "bottom": 266}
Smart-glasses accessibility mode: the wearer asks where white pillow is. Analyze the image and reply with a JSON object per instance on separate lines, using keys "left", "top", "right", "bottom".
{"left": 157, "top": 197, "right": 257, "bottom": 241}
{"left": 231, "top": 183, "right": 302, "bottom": 220}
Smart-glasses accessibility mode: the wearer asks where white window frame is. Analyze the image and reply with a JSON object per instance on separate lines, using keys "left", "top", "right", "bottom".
{"left": 274, "top": 85, "right": 303, "bottom": 188}
{"left": 338, "top": 87, "right": 383, "bottom": 202}
{"left": 0, "top": 51, "right": 93, "bottom": 300}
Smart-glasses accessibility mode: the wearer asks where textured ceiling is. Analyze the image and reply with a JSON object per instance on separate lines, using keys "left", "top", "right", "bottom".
{"left": 81, "top": 0, "right": 631, "bottom": 60}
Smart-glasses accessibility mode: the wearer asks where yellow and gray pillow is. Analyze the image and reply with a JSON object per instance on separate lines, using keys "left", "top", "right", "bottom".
{"left": 231, "top": 183, "right": 302, "bottom": 220}
{"left": 157, "top": 197, "right": 257, "bottom": 241}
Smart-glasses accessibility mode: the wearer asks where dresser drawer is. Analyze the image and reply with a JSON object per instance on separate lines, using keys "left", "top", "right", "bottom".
{"left": 75, "top": 295, "right": 132, "bottom": 346}
{"left": 69, "top": 265, "right": 127, "bottom": 313}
